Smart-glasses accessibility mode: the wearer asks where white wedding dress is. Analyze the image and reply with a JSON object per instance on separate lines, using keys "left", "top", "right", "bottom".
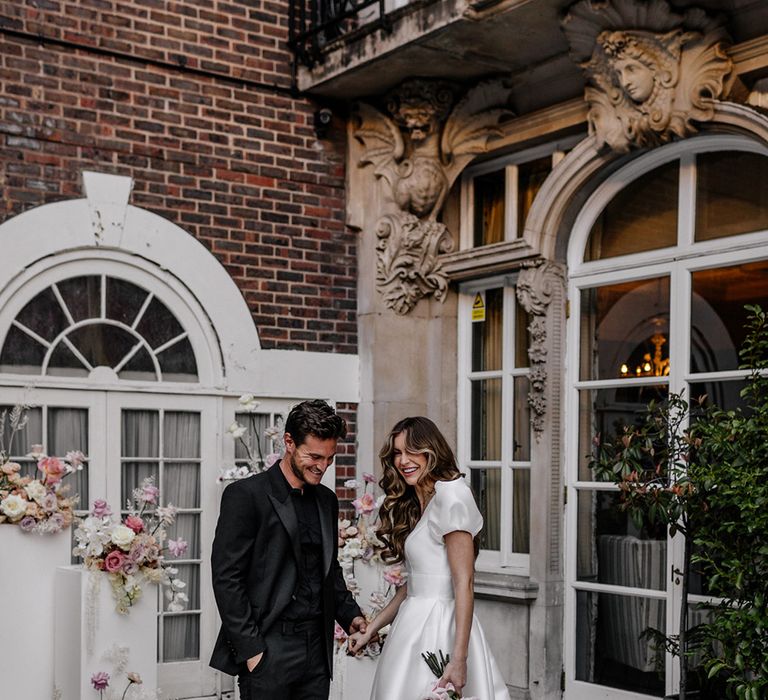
{"left": 370, "top": 478, "right": 510, "bottom": 700}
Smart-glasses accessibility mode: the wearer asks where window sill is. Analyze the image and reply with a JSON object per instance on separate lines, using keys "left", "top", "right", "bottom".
{"left": 474, "top": 569, "right": 539, "bottom": 602}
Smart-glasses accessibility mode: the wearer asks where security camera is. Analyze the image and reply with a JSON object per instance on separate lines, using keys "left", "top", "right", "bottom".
{"left": 315, "top": 108, "right": 333, "bottom": 125}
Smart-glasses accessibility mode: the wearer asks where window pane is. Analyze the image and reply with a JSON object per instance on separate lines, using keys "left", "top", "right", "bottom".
{"left": 136, "top": 297, "right": 184, "bottom": 350}
{"left": 107, "top": 277, "right": 149, "bottom": 326}
{"left": 157, "top": 337, "right": 198, "bottom": 382}
{"left": 470, "top": 468, "right": 500, "bottom": 551}
{"left": 122, "top": 410, "right": 159, "bottom": 458}
{"left": 689, "top": 379, "right": 748, "bottom": 414}
{"left": 585, "top": 160, "right": 679, "bottom": 261}
{"left": 512, "top": 376, "right": 531, "bottom": 461}
{"left": 691, "top": 261, "right": 768, "bottom": 372}
{"left": 517, "top": 156, "right": 551, "bottom": 235}
{"left": 118, "top": 346, "right": 157, "bottom": 381}
{"left": 0, "top": 325, "right": 47, "bottom": 373}
{"left": 578, "top": 386, "right": 668, "bottom": 482}
{"left": 580, "top": 278, "right": 670, "bottom": 381}
{"left": 696, "top": 151, "right": 768, "bottom": 241}
{"left": 471, "top": 378, "right": 501, "bottom": 461}
{"left": 0, "top": 406, "right": 41, "bottom": 479}
{"left": 15, "top": 287, "right": 69, "bottom": 342}
{"left": 164, "top": 412, "right": 200, "bottom": 459}
{"left": 48, "top": 407, "right": 89, "bottom": 507}
{"left": 512, "top": 468, "right": 530, "bottom": 554}
{"left": 162, "top": 564, "right": 199, "bottom": 609}
{"left": 577, "top": 490, "right": 666, "bottom": 588}
{"left": 122, "top": 462, "right": 159, "bottom": 505}
{"left": 56, "top": 276, "right": 101, "bottom": 322}
{"left": 68, "top": 324, "right": 139, "bottom": 369}
{"left": 163, "top": 615, "right": 199, "bottom": 661}
{"left": 473, "top": 169, "right": 505, "bottom": 247}
{"left": 47, "top": 341, "right": 88, "bottom": 377}
{"left": 234, "top": 412, "right": 270, "bottom": 467}
{"left": 514, "top": 303, "right": 531, "bottom": 368}
{"left": 471, "top": 288, "right": 503, "bottom": 372}
{"left": 575, "top": 590, "right": 666, "bottom": 694}
{"left": 164, "top": 464, "right": 200, "bottom": 509}
{"left": 168, "top": 513, "right": 200, "bottom": 559}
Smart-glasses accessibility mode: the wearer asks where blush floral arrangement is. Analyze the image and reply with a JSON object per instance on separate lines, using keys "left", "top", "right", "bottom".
{"left": 72, "top": 476, "right": 188, "bottom": 614}
{"left": 0, "top": 405, "right": 81, "bottom": 535}
{"left": 421, "top": 651, "right": 479, "bottom": 700}
{"left": 217, "top": 394, "right": 284, "bottom": 482}
{"left": 335, "top": 473, "right": 406, "bottom": 658}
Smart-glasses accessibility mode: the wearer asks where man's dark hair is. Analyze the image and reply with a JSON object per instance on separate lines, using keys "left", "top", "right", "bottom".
{"left": 284, "top": 399, "right": 347, "bottom": 446}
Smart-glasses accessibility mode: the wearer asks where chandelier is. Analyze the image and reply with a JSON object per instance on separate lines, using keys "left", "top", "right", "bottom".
{"left": 620, "top": 331, "right": 670, "bottom": 377}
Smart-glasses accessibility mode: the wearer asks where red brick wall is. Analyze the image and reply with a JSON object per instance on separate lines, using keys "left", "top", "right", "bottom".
{"left": 336, "top": 401, "right": 359, "bottom": 516}
{"left": 0, "top": 1, "right": 357, "bottom": 353}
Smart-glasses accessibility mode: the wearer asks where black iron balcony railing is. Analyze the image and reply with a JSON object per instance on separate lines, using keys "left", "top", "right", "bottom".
{"left": 289, "top": 0, "right": 394, "bottom": 69}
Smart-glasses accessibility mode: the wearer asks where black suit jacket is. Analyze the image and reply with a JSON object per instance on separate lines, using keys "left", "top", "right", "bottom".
{"left": 209, "top": 465, "right": 362, "bottom": 677}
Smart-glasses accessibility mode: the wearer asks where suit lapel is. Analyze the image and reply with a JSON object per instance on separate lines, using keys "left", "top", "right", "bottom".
{"left": 317, "top": 491, "right": 334, "bottom": 576}
{"left": 267, "top": 466, "right": 302, "bottom": 567}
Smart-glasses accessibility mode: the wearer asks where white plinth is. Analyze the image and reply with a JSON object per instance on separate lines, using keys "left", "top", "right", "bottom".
{"left": 0, "top": 526, "right": 71, "bottom": 700}
{"left": 54, "top": 566, "right": 158, "bottom": 700}
{"left": 330, "top": 652, "right": 378, "bottom": 700}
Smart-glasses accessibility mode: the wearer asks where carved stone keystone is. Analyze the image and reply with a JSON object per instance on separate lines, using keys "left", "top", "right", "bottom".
{"left": 562, "top": 0, "right": 733, "bottom": 152}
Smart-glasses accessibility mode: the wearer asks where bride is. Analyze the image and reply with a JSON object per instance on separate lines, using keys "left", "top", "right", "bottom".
{"left": 348, "top": 416, "right": 510, "bottom": 700}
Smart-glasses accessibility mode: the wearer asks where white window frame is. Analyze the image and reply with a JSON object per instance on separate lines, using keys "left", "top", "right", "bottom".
{"left": 457, "top": 275, "right": 532, "bottom": 573}
{"left": 563, "top": 134, "right": 768, "bottom": 699}
{"left": 459, "top": 136, "right": 582, "bottom": 250}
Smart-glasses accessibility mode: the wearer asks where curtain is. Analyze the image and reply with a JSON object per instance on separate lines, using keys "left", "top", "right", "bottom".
{"left": 122, "top": 409, "right": 201, "bottom": 662}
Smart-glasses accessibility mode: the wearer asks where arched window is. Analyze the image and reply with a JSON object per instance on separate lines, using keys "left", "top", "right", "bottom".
{"left": 1, "top": 274, "right": 198, "bottom": 382}
{"left": 565, "top": 135, "right": 768, "bottom": 699}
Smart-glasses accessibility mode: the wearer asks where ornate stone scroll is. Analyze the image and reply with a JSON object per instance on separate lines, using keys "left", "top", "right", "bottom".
{"left": 516, "top": 261, "right": 566, "bottom": 438}
{"left": 562, "top": 0, "right": 733, "bottom": 152}
{"left": 355, "top": 79, "right": 512, "bottom": 313}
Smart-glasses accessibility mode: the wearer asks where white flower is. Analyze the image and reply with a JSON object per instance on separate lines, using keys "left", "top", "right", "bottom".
{"left": 227, "top": 421, "right": 247, "bottom": 439}
{"left": 238, "top": 394, "right": 261, "bottom": 412}
{"left": 0, "top": 494, "right": 27, "bottom": 520}
{"left": 344, "top": 479, "right": 361, "bottom": 489}
{"left": 340, "top": 537, "right": 363, "bottom": 559}
{"left": 24, "top": 479, "right": 47, "bottom": 503}
{"left": 27, "top": 444, "right": 46, "bottom": 459}
{"left": 111, "top": 524, "right": 136, "bottom": 549}
{"left": 264, "top": 424, "right": 282, "bottom": 440}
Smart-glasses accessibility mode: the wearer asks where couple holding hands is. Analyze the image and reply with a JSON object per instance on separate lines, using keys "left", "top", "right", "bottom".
{"left": 211, "top": 400, "right": 509, "bottom": 700}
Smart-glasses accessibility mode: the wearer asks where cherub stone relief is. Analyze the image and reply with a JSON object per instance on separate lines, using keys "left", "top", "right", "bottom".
{"left": 562, "top": 0, "right": 733, "bottom": 152}
{"left": 355, "top": 78, "right": 512, "bottom": 313}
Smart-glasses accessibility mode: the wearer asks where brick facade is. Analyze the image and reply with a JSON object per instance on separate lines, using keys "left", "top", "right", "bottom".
{"left": 335, "top": 401, "right": 359, "bottom": 516}
{"left": 0, "top": 0, "right": 357, "bottom": 353}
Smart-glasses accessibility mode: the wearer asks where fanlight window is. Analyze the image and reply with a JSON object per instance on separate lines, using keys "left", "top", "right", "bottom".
{"left": 0, "top": 275, "right": 198, "bottom": 382}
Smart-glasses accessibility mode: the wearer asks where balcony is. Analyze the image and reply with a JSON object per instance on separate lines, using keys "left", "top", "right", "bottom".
{"left": 289, "top": 0, "right": 584, "bottom": 110}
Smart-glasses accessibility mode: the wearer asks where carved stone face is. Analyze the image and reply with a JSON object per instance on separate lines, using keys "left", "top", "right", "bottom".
{"left": 614, "top": 57, "right": 655, "bottom": 102}
{"left": 398, "top": 105, "right": 437, "bottom": 141}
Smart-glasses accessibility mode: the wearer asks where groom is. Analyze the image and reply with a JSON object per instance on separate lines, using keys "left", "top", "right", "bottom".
{"left": 210, "top": 399, "right": 366, "bottom": 699}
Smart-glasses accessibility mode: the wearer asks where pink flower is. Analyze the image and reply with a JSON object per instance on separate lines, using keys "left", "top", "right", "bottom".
{"left": 363, "top": 472, "right": 376, "bottom": 483}
{"left": 38, "top": 456, "right": 65, "bottom": 485}
{"left": 65, "top": 450, "right": 86, "bottom": 468}
{"left": 167, "top": 538, "right": 188, "bottom": 558}
{"left": 41, "top": 492, "right": 58, "bottom": 512}
{"left": 352, "top": 492, "right": 376, "bottom": 516}
{"left": 141, "top": 483, "right": 159, "bottom": 504}
{"left": 124, "top": 515, "right": 145, "bottom": 533}
{"left": 383, "top": 564, "right": 406, "bottom": 587}
{"left": 90, "top": 499, "right": 112, "bottom": 518}
{"left": 334, "top": 622, "right": 347, "bottom": 640}
{"left": 104, "top": 550, "right": 126, "bottom": 573}
{"left": 264, "top": 452, "right": 281, "bottom": 468}
{"left": 90, "top": 671, "right": 110, "bottom": 690}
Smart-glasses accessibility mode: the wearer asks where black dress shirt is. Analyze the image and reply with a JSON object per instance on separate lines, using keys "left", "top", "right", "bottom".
{"left": 280, "top": 475, "right": 323, "bottom": 620}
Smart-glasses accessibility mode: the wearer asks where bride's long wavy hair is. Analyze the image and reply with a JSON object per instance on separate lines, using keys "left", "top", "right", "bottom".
{"left": 377, "top": 416, "right": 462, "bottom": 564}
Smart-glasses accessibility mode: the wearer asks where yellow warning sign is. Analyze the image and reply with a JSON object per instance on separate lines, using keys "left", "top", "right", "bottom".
{"left": 471, "top": 291, "right": 486, "bottom": 322}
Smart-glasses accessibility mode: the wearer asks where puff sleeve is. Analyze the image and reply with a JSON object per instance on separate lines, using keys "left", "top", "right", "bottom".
{"left": 427, "top": 477, "right": 483, "bottom": 541}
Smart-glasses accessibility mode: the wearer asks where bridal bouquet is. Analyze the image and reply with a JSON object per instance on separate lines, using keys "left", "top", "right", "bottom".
{"left": 0, "top": 405, "right": 80, "bottom": 535}
{"left": 73, "top": 476, "right": 188, "bottom": 614}
{"left": 421, "top": 650, "right": 479, "bottom": 700}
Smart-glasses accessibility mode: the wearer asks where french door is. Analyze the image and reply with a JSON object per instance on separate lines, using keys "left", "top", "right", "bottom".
{"left": 1, "top": 386, "right": 220, "bottom": 699}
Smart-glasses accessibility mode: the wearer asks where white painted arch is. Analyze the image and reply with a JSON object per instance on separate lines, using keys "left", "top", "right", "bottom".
{"left": 0, "top": 171, "right": 360, "bottom": 401}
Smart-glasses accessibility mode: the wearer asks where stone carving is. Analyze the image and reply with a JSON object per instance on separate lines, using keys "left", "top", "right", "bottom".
{"left": 562, "top": 0, "right": 733, "bottom": 152}
{"left": 355, "top": 78, "right": 512, "bottom": 313}
{"left": 516, "top": 262, "right": 566, "bottom": 437}
{"left": 375, "top": 213, "right": 454, "bottom": 315}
